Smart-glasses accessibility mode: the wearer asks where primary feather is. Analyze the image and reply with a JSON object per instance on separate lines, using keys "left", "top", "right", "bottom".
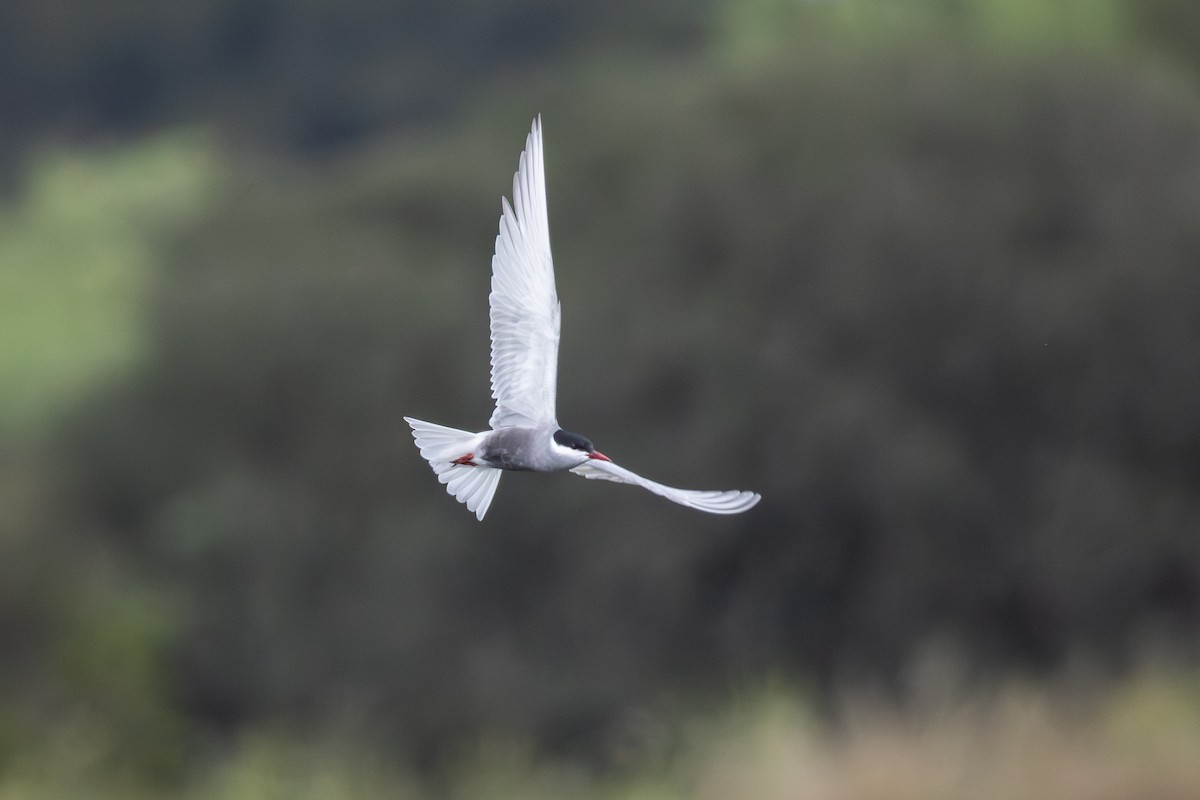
{"left": 488, "top": 116, "right": 561, "bottom": 430}
{"left": 571, "top": 459, "right": 761, "bottom": 514}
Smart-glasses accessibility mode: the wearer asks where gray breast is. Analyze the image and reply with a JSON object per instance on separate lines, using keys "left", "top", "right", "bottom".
{"left": 479, "top": 426, "right": 583, "bottom": 472}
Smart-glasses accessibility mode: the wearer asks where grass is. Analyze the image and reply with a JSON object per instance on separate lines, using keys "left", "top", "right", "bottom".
{"left": 675, "top": 675, "right": 1200, "bottom": 800}
{"left": 0, "top": 669, "right": 1197, "bottom": 800}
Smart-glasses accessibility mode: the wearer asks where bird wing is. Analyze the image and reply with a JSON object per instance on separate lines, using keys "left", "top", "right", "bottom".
{"left": 570, "top": 458, "right": 762, "bottom": 515}
{"left": 488, "top": 115, "right": 561, "bottom": 430}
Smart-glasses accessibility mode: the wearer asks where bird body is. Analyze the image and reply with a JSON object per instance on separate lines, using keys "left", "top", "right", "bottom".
{"left": 478, "top": 425, "right": 600, "bottom": 472}
{"left": 405, "top": 116, "right": 760, "bottom": 520}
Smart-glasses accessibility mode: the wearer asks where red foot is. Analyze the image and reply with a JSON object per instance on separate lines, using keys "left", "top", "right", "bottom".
{"left": 452, "top": 453, "right": 476, "bottom": 466}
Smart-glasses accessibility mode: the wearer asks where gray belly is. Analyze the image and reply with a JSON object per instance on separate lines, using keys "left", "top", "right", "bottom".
{"left": 479, "top": 427, "right": 581, "bottom": 472}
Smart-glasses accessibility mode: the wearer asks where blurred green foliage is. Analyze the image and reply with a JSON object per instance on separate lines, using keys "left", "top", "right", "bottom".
{"left": 2, "top": 0, "right": 1200, "bottom": 793}
{"left": 1, "top": 671, "right": 1198, "bottom": 798}
{"left": 1, "top": 0, "right": 1198, "bottom": 162}
{"left": 0, "top": 0, "right": 711, "bottom": 161}
{"left": 718, "top": 0, "right": 1129, "bottom": 65}
{"left": 0, "top": 135, "right": 217, "bottom": 444}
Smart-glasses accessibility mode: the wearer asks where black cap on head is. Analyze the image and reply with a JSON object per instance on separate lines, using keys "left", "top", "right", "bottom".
{"left": 554, "top": 429, "right": 596, "bottom": 453}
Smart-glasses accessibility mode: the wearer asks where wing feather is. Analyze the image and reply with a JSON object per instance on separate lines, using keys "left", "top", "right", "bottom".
{"left": 570, "top": 459, "right": 761, "bottom": 515}
{"left": 488, "top": 116, "right": 560, "bottom": 429}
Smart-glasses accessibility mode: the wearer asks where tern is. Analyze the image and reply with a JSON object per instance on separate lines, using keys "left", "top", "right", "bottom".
{"left": 405, "top": 116, "right": 761, "bottom": 520}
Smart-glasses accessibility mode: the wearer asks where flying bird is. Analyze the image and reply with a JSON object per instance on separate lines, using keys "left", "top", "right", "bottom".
{"left": 405, "top": 117, "right": 761, "bottom": 520}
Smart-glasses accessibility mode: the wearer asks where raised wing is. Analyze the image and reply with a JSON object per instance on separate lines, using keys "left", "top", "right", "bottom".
{"left": 570, "top": 458, "right": 761, "bottom": 515}
{"left": 489, "top": 116, "right": 560, "bottom": 430}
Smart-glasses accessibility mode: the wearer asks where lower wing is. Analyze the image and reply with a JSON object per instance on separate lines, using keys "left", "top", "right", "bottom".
{"left": 570, "top": 459, "right": 760, "bottom": 515}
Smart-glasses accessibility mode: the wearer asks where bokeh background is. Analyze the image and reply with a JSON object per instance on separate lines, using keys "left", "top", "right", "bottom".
{"left": 2, "top": 0, "right": 1200, "bottom": 797}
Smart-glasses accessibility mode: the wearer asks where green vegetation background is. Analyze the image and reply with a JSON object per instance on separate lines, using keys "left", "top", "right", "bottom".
{"left": 1, "top": 0, "right": 1199, "bottom": 796}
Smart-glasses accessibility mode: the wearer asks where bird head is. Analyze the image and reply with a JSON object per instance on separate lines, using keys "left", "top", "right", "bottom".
{"left": 553, "top": 429, "right": 611, "bottom": 462}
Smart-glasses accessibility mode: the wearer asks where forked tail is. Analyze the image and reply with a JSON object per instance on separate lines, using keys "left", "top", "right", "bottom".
{"left": 403, "top": 417, "right": 501, "bottom": 521}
